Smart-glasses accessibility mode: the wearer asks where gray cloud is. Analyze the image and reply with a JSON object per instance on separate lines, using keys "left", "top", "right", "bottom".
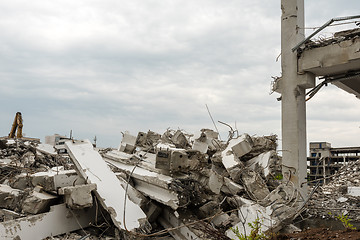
{"left": 0, "top": 0, "right": 359, "bottom": 149}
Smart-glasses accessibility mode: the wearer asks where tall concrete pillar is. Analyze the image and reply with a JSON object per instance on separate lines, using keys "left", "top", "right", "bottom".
{"left": 280, "top": 0, "right": 314, "bottom": 193}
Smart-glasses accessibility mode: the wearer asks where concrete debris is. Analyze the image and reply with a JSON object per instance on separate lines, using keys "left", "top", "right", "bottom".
{"left": 0, "top": 128, "right": 307, "bottom": 239}
{"left": 58, "top": 183, "right": 96, "bottom": 209}
{"left": 0, "top": 203, "right": 95, "bottom": 240}
{"left": 308, "top": 159, "right": 360, "bottom": 222}
{"left": 22, "top": 186, "right": 58, "bottom": 214}
{"left": 119, "top": 132, "right": 137, "bottom": 154}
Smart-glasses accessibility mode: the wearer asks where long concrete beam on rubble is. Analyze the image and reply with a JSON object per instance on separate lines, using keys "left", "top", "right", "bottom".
{"left": 65, "top": 140, "right": 147, "bottom": 232}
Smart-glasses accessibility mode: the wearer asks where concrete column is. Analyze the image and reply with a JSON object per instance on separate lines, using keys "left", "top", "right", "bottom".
{"left": 280, "top": 0, "right": 314, "bottom": 193}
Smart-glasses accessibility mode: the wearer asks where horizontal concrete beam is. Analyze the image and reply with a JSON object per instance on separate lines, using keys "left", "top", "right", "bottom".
{"left": 298, "top": 37, "right": 360, "bottom": 76}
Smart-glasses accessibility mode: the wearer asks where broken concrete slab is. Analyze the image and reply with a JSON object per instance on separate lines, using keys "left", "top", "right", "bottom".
{"left": 171, "top": 130, "right": 190, "bottom": 149}
{"left": 221, "top": 135, "right": 253, "bottom": 179}
{"left": 106, "top": 158, "right": 174, "bottom": 189}
{"left": 231, "top": 134, "right": 253, "bottom": 159}
{"left": 22, "top": 186, "right": 58, "bottom": 214}
{"left": 347, "top": 186, "right": 360, "bottom": 197}
{"left": 192, "top": 140, "right": 208, "bottom": 153}
{"left": 117, "top": 177, "right": 160, "bottom": 227}
{"left": 241, "top": 169, "right": 270, "bottom": 201}
{"left": 208, "top": 169, "right": 224, "bottom": 194}
{"left": 58, "top": 183, "right": 96, "bottom": 210}
{"left": 246, "top": 151, "right": 274, "bottom": 178}
{"left": 10, "top": 169, "right": 85, "bottom": 191}
{"left": 119, "top": 132, "right": 137, "bottom": 154}
{"left": 65, "top": 140, "right": 147, "bottom": 231}
{"left": 197, "top": 129, "right": 222, "bottom": 151}
{"left": 0, "top": 184, "right": 23, "bottom": 211}
{"left": 0, "top": 203, "right": 95, "bottom": 239}
{"left": 133, "top": 178, "right": 180, "bottom": 210}
{"left": 36, "top": 143, "right": 57, "bottom": 156}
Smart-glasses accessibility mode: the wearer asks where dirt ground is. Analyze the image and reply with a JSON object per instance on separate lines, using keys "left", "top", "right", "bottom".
{"left": 278, "top": 228, "right": 360, "bottom": 240}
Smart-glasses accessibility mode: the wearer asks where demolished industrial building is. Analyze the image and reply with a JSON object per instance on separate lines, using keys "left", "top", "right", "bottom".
{"left": 0, "top": 127, "right": 312, "bottom": 239}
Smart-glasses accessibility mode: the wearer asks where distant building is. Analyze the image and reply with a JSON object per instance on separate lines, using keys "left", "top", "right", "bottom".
{"left": 307, "top": 142, "right": 360, "bottom": 185}
{"left": 45, "top": 134, "right": 71, "bottom": 154}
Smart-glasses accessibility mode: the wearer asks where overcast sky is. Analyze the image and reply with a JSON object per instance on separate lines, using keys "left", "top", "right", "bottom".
{"left": 1, "top": 0, "right": 359, "bottom": 149}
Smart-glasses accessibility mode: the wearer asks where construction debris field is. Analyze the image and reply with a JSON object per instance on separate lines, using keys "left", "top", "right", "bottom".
{"left": 0, "top": 125, "right": 359, "bottom": 240}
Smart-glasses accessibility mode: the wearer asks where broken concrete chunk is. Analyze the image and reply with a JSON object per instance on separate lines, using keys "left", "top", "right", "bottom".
{"left": 197, "top": 129, "right": 221, "bottom": 151}
{"left": 347, "top": 186, "right": 360, "bottom": 196}
{"left": 197, "top": 201, "right": 219, "bottom": 218}
{"left": 170, "top": 150, "right": 189, "bottom": 172}
{"left": 119, "top": 132, "right": 137, "bottom": 154}
{"left": 211, "top": 212, "right": 232, "bottom": 228}
{"left": 246, "top": 151, "right": 274, "bottom": 178}
{"left": 0, "top": 184, "right": 23, "bottom": 211}
{"left": 231, "top": 134, "right": 253, "bottom": 158}
{"left": 155, "top": 149, "right": 171, "bottom": 170}
{"left": 155, "top": 149, "right": 190, "bottom": 172}
{"left": 10, "top": 169, "right": 85, "bottom": 192}
{"left": 65, "top": 140, "right": 147, "bottom": 231}
{"left": 134, "top": 178, "right": 180, "bottom": 210}
{"left": 259, "top": 183, "right": 297, "bottom": 207}
{"left": 22, "top": 187, "right": 58, "bottom": 214}
{"left": 208, "top": 169, "right": 224, "bottom": 194}
{"left": 135, "top": 130, "right": 161, "bottom": 150}
{"left": 241, "top": 135, "right": 277, "bottom": 161}
{"left": 241, "top": 169, "right": 270, "bottom": 201}
{"left": 36, "top": 143, "right": 57, "bottom": 156}
{"left": 58, "top": 183, "right": 96, "bottom": 209}
{"left": 221, "top": 177, "right": 244, "bottom": 195}
{"left": 221, "top": 135, "right": 253, "bottom": 173}
{"left": 171, "top": 130, "right": 190, "bottom": 149}
{"left": 192, "top": 139, "right": 208, "bottom": 153}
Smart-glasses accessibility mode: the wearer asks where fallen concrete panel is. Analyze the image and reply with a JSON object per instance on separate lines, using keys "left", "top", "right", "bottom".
{"left": 65, "top": 140, "right": 147, "bottom": 231}
{"left": 133, "top": 179, "right": 180, "bottom": 210}
{"left": 0, "top": 203, "right": 94, "bottom": 239}
{"left": 36, "top": 143, "right": 57, "bottom": 156}
{"left": 105, "top": 158, "right": 173, "bottom": 189}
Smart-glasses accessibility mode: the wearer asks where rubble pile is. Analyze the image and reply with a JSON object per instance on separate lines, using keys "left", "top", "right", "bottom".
{"left": 0, "top": 128, "right": 305, "bottom": 239}
{"left": 99, "top": 129, "right": 304, "bottom": 239}
{"left": 307, "top": 159, "right": 360, "bottom": 221}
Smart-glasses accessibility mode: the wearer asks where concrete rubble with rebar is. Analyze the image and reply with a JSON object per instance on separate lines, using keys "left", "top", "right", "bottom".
{"left": 0, "top": 127, "right": 310, "bottom": 240}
